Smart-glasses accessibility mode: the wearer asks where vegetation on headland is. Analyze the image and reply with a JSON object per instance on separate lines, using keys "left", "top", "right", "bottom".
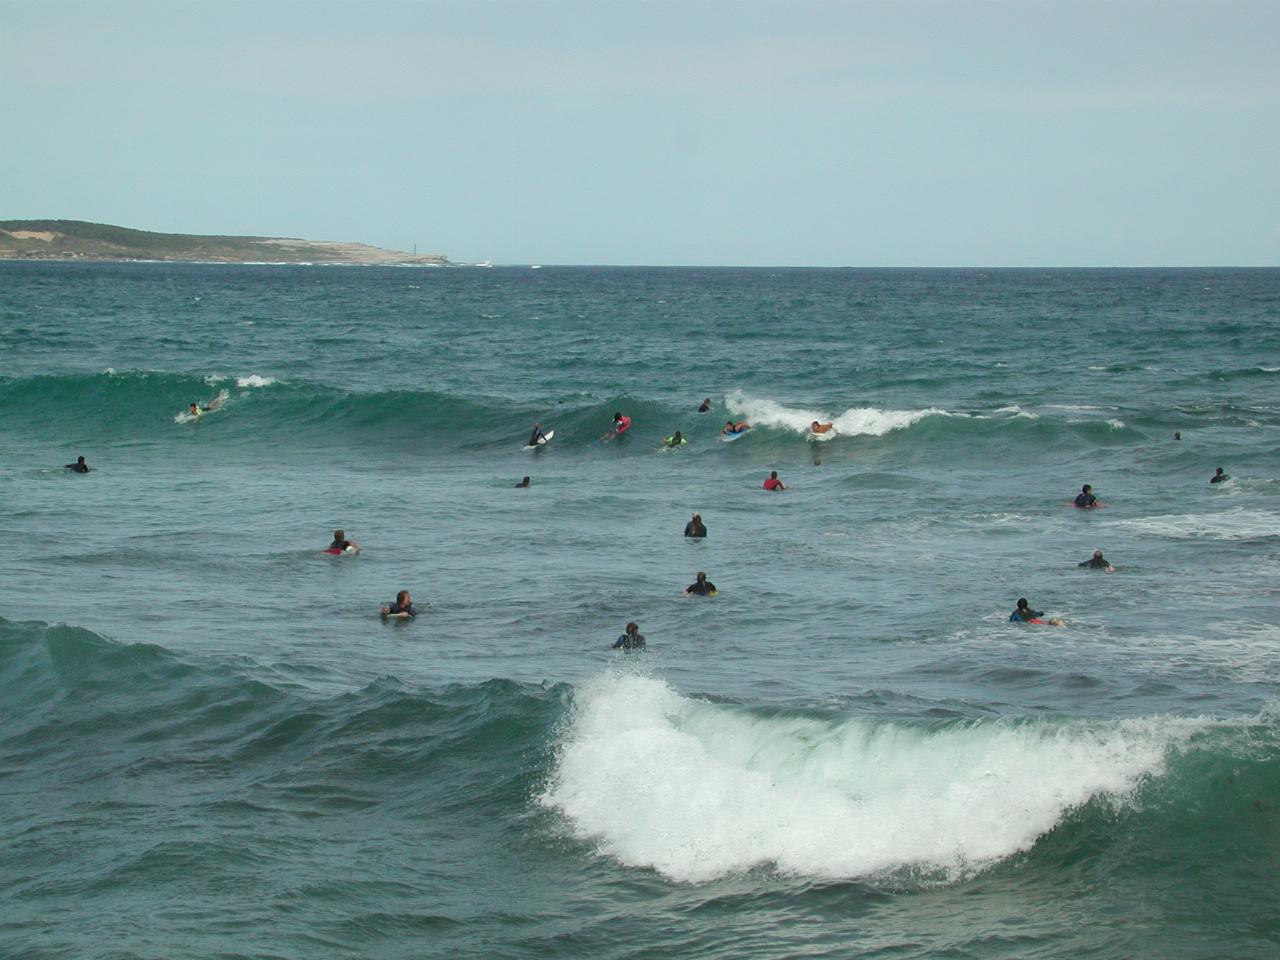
{"left": 0, "top": 220, "right": 450, "bottom": 265}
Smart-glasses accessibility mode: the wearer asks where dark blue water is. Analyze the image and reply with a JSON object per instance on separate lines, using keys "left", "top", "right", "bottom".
{"left": 2, "top": 261, "right": 1278, "bottom": 958}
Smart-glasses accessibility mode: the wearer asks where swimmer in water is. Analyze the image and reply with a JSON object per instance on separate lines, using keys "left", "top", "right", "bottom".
{"left": 664, "top": 430, "right": 685, "bottom": 447}
{"left": 187, "top": 395, "right": 223, "bottom": 418}
{"left": 684, "top": 513, "right": 706, "bottom": 538}
{"left": 1074, "top": 484, "right": 1098, "bottom": 508}
{"left": 380, "top": 590, "right": 417, "bottom": 619}
{"left": 611, "top": 622, "right": 646, "bottom": 650}
{"left": 1078, "top": 549, "right": 1115, "bottom": 572}
{"left": 698, "top": 398, "right": 712, "bottom": 413}
{"left": 763, "top": 470, "right": 786, "bottom": 491}
{"left": 1010, "top": 597, "right": 1065, "bottom": 626}
{"left": 515, "top": 476, "right": 531, "bottom": 488}
{"left": 328, "top": 529, "right": 360, "bottom": 554}
{"left": 64, "top": 455, "right": 91, "bottom": 473}
{"left": 601, "top": 412, "right": 631, "bottom": 441}
{"left": 722, "top": 420, "right": 750, "bottom": 435}
{"left": 684, "top": 571, "right": 718, "bottom": 596}
{"left": 1209, "top": 467, "right": 1229, "bottom": 484}
{"left": 810, "top": 421, "right": 835, "bottom": 434}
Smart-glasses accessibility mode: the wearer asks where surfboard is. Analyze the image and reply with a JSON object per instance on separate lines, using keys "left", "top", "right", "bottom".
{"left": 721, "top": 429, "right": 749, "bottom": 442}
{"left": 523, "top": 429, "right": 555, "bottom": 450}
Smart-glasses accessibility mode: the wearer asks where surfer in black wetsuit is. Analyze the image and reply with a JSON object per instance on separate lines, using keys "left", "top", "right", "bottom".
{"left": 612, "top": 622, "right": 646, "bottom": 650}
{"left": 516, "top": 476, "right": 531, "bottom": 488}
{"left": 1074, "top": 484, "right": 1098, "bottom": 508}
{"left": 64, "top": 455, "right": 90, "bottom": 473}
{"left": 528, "top": 422, "right": 547, "bottom": 446}
{"left": 329, "top": 529, "right": 359, "bottom": 553}
{"left": 698, "top": 398, "right": 712, "bottom": 413}
{"left": 188, "top": 395, "right": 223, "bottom": 418}
{"left": 1010, "top": 597, "right": 1065, "bottom": 626}
{"left": 381, "top": 590, "right": 417, "bottom": 619}
{"left": 684, "top": 513, "right": 707, "bottom": 538}
{"left": 1210, "top": 467, "right": 1229, "bottom": 484}
{"left": 1078, "top": 549, "right": 1115, "bottom": 572}
{"left": 1010, "top": 598, "right": 1044, "bottom": 622}
{"left": 685, "top": 571, "right": 717, "bottom": 596}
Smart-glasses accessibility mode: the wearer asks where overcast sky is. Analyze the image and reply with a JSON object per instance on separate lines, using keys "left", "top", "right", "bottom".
{"left": 3, "top": 0, "right": 1277, "bottom": 265}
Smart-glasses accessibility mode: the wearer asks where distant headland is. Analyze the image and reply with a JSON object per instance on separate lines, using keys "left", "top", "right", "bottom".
{"left": 0, "top": 220, "right": 451, "bottom": 266}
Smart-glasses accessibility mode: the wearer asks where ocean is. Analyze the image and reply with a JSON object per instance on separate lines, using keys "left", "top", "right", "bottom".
{"left": 1, "top": 261, "right": 1277, "bottom": 959}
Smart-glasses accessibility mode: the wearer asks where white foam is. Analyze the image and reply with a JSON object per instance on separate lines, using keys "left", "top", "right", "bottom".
{"left": 725, "top": 390, "right": 945, "bottom": 437}
{"left": 1108, "top": 509, "right": 1280, "bottom": 540}
{"left": 1106, "top": 418, "right": 1126, "bottom": 429}
{"left": 540, "top": 674, "right": 1199, "bottom": 883}
{"left": 235, "top": 375, "right": 277, "bottom": 388}
{"left": 994, "top": 405, "right": 1039, "bottom": 419}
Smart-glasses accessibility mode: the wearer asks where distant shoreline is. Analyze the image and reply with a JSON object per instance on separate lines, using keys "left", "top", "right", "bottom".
{"left": 0, "top": 219, "right": 452, "bottom": 266}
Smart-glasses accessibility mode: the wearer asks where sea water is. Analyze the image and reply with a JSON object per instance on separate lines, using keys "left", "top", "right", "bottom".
{"left": 1, "top": 262, "right": 1277, "bottom": 959}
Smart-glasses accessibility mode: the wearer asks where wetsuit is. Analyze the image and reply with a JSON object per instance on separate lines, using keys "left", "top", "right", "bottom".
{"left": 65, "top": 462, "right": 90, "bottom": 473}
{"left": 1210, "top": 473, "right": 1228, "bottom": 484}
{"left": 612, "top": 632, "right": 646, "bottom": 650}
{"left": 698, "top": 400, "right": 711, "bottom": 412}
{"left": 684, "top": 521, "right": 706, "bottom": 538}
{"left": 686, "top": 579, "right": 717, "bottom": 596}
{"left": 329, "top": 539, "right": 352, "bottom": 551}
{"left": 383, "top": 600, "right": 417, "bottom": 618}
{"left": 1010, "top": 606, "right": 1044, "bottom": 623}
{"left": 529, "top": 428, "right": 546, "bottom": 445}
{"left": 1074, "top": 492, "right": 1097, "bottom": 508}
{"left": 1078, "top": 556, "right": 1110, "bottom": 569}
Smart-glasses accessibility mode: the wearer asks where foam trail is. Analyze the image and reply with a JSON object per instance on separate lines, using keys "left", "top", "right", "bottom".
{"left": 1108, "top": 509, "right": 1280, "bottom": 540}
{"left": 725, "top": 390, "right": 946, "bottom": 437}
{"left": 542, "top": 674, "right": 1202, "bottom": 883}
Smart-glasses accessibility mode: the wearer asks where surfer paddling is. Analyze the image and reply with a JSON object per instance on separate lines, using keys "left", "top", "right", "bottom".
{"left": 600, "top": 412, "right": 631, "bottom": 441}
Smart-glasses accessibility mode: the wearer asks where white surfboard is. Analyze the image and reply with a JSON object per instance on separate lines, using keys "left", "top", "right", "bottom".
{"left": 523, "top": 429, "right": 554, "bottom": 450}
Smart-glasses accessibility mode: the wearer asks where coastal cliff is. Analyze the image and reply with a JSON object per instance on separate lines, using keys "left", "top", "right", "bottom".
{"left": 0, "top": 220, "right": 450, "bottom": 265}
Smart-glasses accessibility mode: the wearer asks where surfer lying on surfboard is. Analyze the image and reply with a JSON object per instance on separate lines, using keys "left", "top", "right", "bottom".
{"left": 1009, "top": 597, "right": 1065, "bottom": 626}
{"left": 721, "top": 420, "right": 749, "bottom": 435}
{"left": 326, "top": 529, "right": 360, "bottom": 555}
{"left": 600, "top": 412, "right": 631, "bottom": 441}
{"left": 188, "top": 396, "right": 224, "bottom": 418}
{"left": 810, "top": 420, "right": 835, "bottom": 434}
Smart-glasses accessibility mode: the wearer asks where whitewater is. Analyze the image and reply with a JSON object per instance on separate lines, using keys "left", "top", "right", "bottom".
{"left": 1, "top": 262, "right": 1278, "bottom": 960}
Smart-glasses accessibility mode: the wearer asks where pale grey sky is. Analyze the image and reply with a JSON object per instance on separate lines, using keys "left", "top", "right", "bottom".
{"left": 3, "top": 0, "right": 1277, "bottom": 265}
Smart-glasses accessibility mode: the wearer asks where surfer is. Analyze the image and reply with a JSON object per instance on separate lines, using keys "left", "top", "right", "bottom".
{"left": 1173, "top": 431, "right": 1182, "bottom": 440}
{"left": 810, "top": 421, "right": 835, "bottom": 434}
{"left": 1077, "top": 549, "right": 1115, "bottom": 572}
{"left": 722, "top": 420, "right": 750, "bottom": 435}
{"left": 188, "top": 396, "right": 223, "bottom": 418}
{"left": 601, "top": 412, "right": 631, "bottom": 441}
{"left": 1210, "top": 467, "right": 1229, "bottom": 484}
{"left": 763, "top": 470, "right": 786, "bottom": 491}
{"left": 516, "top": 476, "right": 531, "bottom": 488}
{"left": 1073, "top": 484, "right": 1098, "bottom": 509}
{"left": 684, "top": 513, "right": 707, "bottom": 538}
{"left": 328, "top": 529, "right": 360, "bottom": 554}
{"left": 664, "top": 430, "right": 685, "bottom": 447}
{"left": 684, "top": 571, "right": 717, "bottom": 596}
{"left": 528, "top": 422, "right": 548, "bottom": 446}
{"left": 64, "top": 455, "right": 91, "bottom": 473}
{"left": 1010, "top": 597, "right": 1065, "bottom": 626}
{"left": 380, "top": 590, "right": 417, "bottom": 619}
{"left": 698, "top": 398, "right": 712, "bottom": 413}
{"left": 611, "top": 622, "right": 646, "bottom": 650}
